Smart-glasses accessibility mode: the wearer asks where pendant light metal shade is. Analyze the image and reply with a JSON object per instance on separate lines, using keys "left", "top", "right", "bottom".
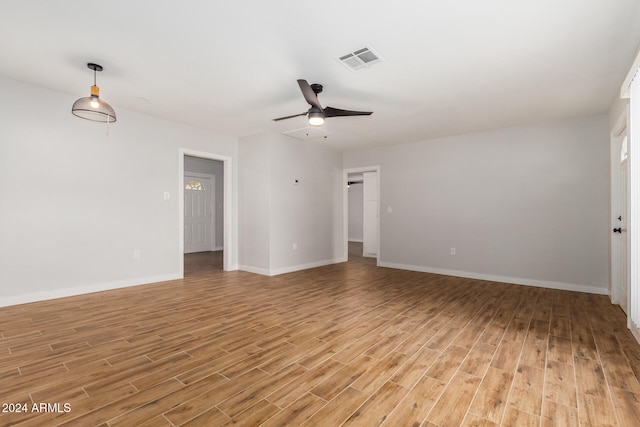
{"left": 71, "top": 97, "right": 116, "bottom": 122}
{"left": 72, "top": 63, "right": 116, "bottom": 123}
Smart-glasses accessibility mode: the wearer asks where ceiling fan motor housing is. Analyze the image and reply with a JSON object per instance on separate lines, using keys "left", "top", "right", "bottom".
{"left": 310, "top": 83, "right": 323, "bottom": 94}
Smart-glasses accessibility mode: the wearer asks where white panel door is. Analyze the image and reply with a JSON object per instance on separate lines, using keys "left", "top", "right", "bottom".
{"left": 363, "top": 171, "right": 378, "bottom": 257}
{"left": 620, "top": 154, "right": 629, "bottom": 314}
{"left": 184, "top": 176, "right": 212, "bottom": 253}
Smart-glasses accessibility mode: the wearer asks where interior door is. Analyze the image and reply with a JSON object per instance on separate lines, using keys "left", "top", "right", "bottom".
{"left": 184, "top": 175, "right": 212, "bottom": 253}
{"left": 362, "top": 171, "right": 378, "bottom": 257}
{"left": 619, "top": 142, "right": 629, "bottom": 314}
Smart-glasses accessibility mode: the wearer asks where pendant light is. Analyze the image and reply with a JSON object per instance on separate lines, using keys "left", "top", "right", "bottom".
{"left": 71, "top": 63, "right": 116, "bottom": 123}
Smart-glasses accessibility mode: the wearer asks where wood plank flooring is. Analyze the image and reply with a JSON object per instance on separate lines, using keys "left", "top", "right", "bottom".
{"left": 2, "top": 245, "right": 640, "bottom": 426}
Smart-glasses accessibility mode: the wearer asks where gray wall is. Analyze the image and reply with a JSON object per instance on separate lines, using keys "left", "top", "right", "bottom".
{"left": 0, "top": 76, "right": 238, "bottom": 306}
{"left": 0, "top": 72, "right": 613, "bottom": 305}
{"left": 238, "top": 133, "right": 272, "bottom": 271}
{"left": 344, "top": 114, "right": 610, "bottom": 293}
{"left": 239, "top": 132, "right": 343, "bottom": 275}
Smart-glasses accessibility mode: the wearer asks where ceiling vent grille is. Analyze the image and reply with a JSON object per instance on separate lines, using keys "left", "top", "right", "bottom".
{"left": 338, "top": 47, "right": 382, "bottom": 71}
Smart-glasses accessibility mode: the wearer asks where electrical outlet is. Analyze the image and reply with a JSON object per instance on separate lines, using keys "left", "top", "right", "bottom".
{"left": 133, "top": 249, "right": 141, "bottom": 260}
{"left": 450, "top": 248, "right": 456, "bottom": 256}
{"left": 292, "top": 242, "right": 297, "bottom": 250}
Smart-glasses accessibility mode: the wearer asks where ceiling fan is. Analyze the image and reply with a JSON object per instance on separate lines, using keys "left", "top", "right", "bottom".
{"left": 273, "top": 79, "right": 372, "bottom": 126}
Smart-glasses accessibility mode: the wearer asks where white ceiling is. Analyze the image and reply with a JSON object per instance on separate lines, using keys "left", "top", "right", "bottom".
{"left": 1, "top": 1, "right": 639, "bottom": 151}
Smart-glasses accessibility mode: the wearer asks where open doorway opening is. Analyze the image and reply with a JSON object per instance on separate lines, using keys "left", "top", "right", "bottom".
{"left": 346, "top": 174, "right": 368, "bottom": 265}
{"left": 184, "top": 156, "right": 223, "bottom": 274}
{"left": 179, "top": 149, "right": 233, "bottom": 277}
{"left": 343, "top": 166, "right": 380, "bottom": 264}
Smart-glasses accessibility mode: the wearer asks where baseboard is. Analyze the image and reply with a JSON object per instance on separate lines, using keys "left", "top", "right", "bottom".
{"left": 3, "top": 261, "right": 607, "bottom": 307}
{"left": 270, "top": 258, "right": 343, "bottom": 276}
{"left": 0, "top": 273, "right": 182, "bottom": 308}
{"left": 238, "top": 265, "right": 272, "bottom": 276}
{"left": 240, "top": 258, "right": 344, "bottom": 277}
{"left": 377, "top": 261, "right": 609, "bottom": 295}
{"left": 348, "top": 239, "right": 363, "bottom": 243}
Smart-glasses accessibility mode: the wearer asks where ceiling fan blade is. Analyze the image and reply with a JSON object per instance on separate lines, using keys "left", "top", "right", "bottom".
{"left": 273, "top": 112, "right": 307, "bottom": 121}
{"left": 323, "top": 106, "right": 373, "bottom": 118}
{"left": 297, "top": 79, "right": 323, "bottom": 110}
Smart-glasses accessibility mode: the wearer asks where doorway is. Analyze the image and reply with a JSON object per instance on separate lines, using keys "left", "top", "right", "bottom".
{"left": 610, "top": 109, "right": 630, "bottom": 316}
{"left": 179, "top": 149, "right": 233, "bottom": 276}
{"left": 184, "top": 173, "right": 215, "bottom": 254}
{"left": 343, "top": 166, "right": 380, "bottom": 263}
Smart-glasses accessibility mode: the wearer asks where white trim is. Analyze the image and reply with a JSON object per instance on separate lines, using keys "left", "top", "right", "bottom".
{"left": 378, "top": 261, "right": 608, "bottom": 295}
{"left": 269, "top": 259, "right": 343, "bottom": 276}
{"left": 0, "top": 274, "right": 181, "bottom": 308}
{"left": 612, "top": 106, "right": 629, "bottom": 138}
{"left": 179, "top": 149, "right": 236, "bottom": 274}
{"left": 621, "top": 48, "right": 640, "bottom": 98}
{"left": 238, "top": 265, "right": 272, "bottom": 276}
{"left": 239, "top": 258, "right": 343, "bottom": 277}
{"left": 343, "top": 166, "right": 380, "bottom": 264}
{"left": 348, "top": 239, "right": 364, "bottom": 243}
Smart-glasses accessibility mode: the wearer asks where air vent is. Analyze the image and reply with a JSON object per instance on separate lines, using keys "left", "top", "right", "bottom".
{"left": 338, "top": 47, "right": 382, "bottom": 71}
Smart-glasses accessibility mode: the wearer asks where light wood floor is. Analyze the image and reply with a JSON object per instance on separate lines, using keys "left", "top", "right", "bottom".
{"left": 2, "top": 245, "right": 640, "bottom": 426}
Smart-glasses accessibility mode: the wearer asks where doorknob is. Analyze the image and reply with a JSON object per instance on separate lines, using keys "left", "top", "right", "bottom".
{"left": 613, "top": 227, "right": 622, "bottom": 233}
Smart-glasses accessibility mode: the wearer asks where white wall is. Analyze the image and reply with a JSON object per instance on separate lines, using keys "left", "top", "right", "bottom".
{"left": 239, "top": 132, "right": 344, "bottom": 275}
{"left": 0, "top": 76, "right": 238, "bottom": 306}
{"left": 0, "top": 75, "right": 611, "bottom": 305}
{"left": 348, "top": 183, "right": 363, "bottom": 241}
{"left": 344, "top": 114, "right": 610, "bottom": 294}
{"left": 184, "top": 156, "right": 224, "bottom": 249}
{"left": 238, "top": 133, "right": 272, "bottom": 272}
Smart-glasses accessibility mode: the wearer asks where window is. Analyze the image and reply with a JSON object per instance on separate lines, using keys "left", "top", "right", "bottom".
{"left": 185, "top": 180, "right": 205, "bottom": 191}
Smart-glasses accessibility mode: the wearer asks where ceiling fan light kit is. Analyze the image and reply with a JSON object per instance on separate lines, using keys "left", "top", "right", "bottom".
{"left": 273, "top": 79, "right": 372, "bottom": 127}
{"left": 307, "top": 107, "right": 325, "bottom": 126}
{"left": 71, "top": 63, "right": 116, "bottom": 123}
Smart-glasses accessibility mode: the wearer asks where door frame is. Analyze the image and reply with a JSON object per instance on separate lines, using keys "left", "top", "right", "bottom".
{"left": 610, "top": 107, "right": 630, "bottom": 318}
{"left": 179, "top": 149, "right": 233, "bottom": 274}
{"left": 343, "top": 166, "right": 380, "bottom": 264}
